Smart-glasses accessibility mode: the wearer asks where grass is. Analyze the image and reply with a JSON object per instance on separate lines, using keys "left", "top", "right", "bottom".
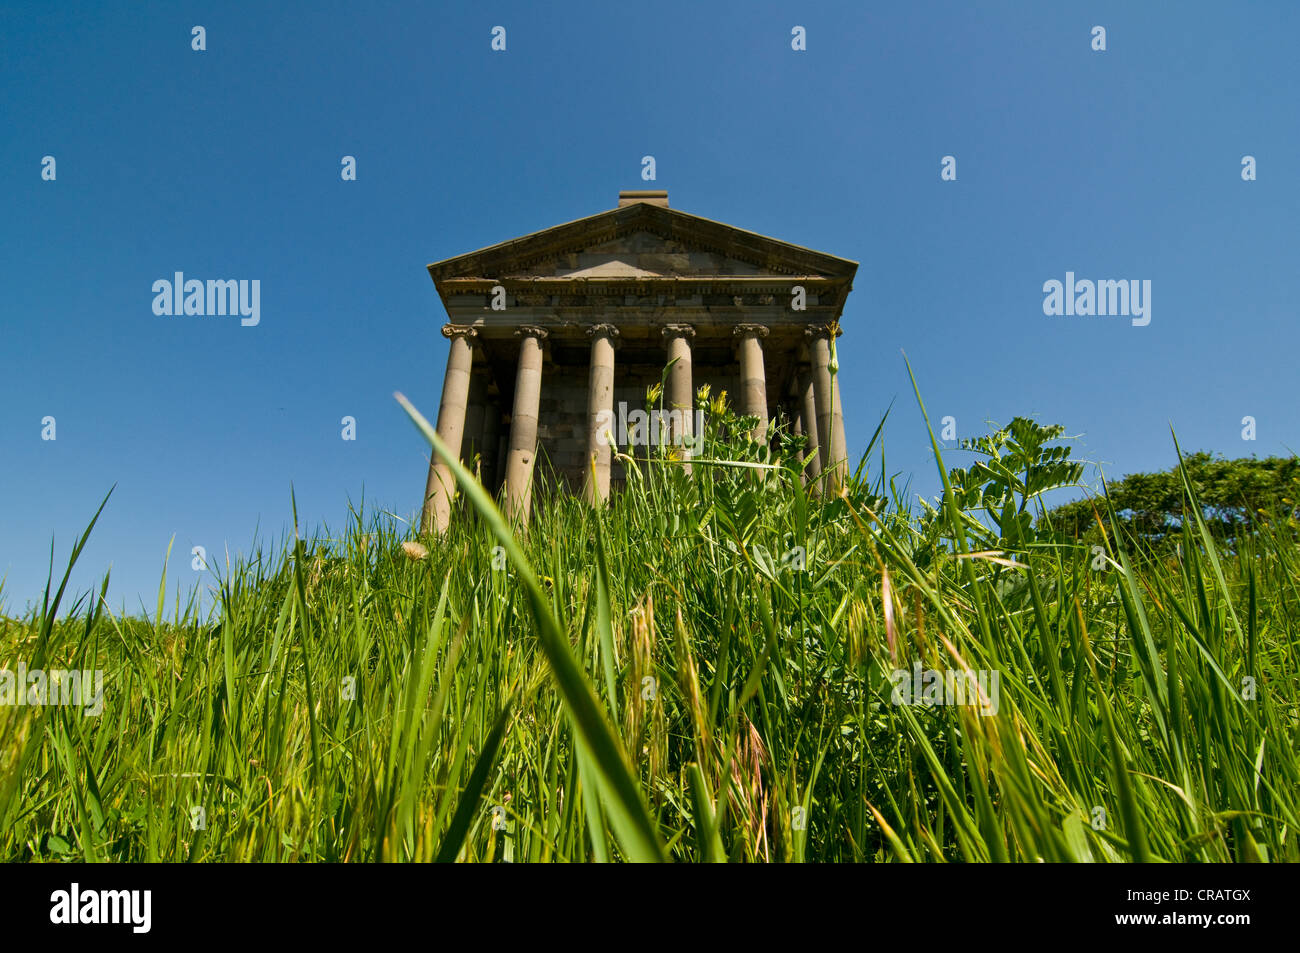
{"left": 0, "top": 380, "right": 1296, "bottom": 862}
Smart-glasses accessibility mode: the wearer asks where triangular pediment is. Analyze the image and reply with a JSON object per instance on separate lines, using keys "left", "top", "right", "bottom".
{"left": 506, "top": 230, "right": 793, "bottom": 279}
{"left": 427, "top": 201, "right": 857, "bottom": 286}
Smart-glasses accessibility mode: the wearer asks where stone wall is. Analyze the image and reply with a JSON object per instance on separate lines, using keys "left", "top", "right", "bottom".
{"left": 525, "top": 358, "right": 745, "bottom": 492}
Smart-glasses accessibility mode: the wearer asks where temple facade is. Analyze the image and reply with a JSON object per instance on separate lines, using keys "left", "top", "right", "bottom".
{"left": 420, "top": 190, "right": 857, "bottom": 533}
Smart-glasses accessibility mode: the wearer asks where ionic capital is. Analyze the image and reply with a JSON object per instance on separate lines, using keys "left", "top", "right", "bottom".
{"left": 661, "top": 324, "right": 696, "bottom": 340}
{"left": 441, "top": 324, "right": 479, "bottom": 341}
{"left": 734, "top": 323, "right": 770, "bottom": 339}
{"left": 515, "top": 325, "right": 550, "bottom": 340}
{"left": 586, "top": 323, "right": 620, "bottom": 340}
{"left": 803, "top": 323, "right": 842, "bottom": 340}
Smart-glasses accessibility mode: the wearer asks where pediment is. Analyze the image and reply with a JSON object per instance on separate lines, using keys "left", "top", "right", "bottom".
{"left": 506, "top": 230, "right": 789, "bottom": 279}
{"left": 427, "top": 202, "right": 857, "bottom": 286}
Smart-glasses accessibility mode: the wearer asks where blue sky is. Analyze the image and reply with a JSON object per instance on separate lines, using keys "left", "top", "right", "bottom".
{"left": 2, "top": 1, "right": 1297, "bottom": 615}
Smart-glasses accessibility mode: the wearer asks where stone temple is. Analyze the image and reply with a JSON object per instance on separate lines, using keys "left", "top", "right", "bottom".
{"left": 420, "top": 190, "right": 857, "bottom": 533}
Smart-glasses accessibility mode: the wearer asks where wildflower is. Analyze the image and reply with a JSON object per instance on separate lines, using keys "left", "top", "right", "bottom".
{"left": 711, "top": 390, "right": 729, "bottom": 418}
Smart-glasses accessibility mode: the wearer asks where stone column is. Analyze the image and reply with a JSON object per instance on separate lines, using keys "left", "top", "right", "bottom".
{"left": 831, "top": 376, "right": 849, "bottom": 483}
{"left": 661, "top": 324, "right": 695, "bottom": 460}
{"left": 799, "top": 367, "right": 822, "bottom": 483}
{"left": 421, "top": 325, "right": 477, "bottom": 535}
{"left": 504, "top": 325, "right": 548, "bottom": 523}
{"left": 583, "top": 323, "right": 619, "bottom": 505}
{"left": 463, "top": 370, "right": 488, "bottom": 467}
{"left": 481, "top": 397, "right": 501, "bottom": 493}
{"left": 807, "top": 325, "right": 846, "bottom": 493}
{"left": 495, "top": 432, "right": 509, "bottom": 496}
{"left": 734, "top": 324, "right": 769, "bottom": 443}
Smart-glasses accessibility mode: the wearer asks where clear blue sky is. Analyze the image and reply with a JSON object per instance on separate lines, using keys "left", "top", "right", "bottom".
{"left": 3, "top": 1, "right": 1297, "bottom": 616}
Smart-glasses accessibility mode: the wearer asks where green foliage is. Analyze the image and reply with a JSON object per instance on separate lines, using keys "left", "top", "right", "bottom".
{"left": 1047, "top": 451, "right": 1300, "bottom": 547}
{"left": 944, "top": 417, "right": 1086, "bottom": 547}
{"left": 1, "top": 392, "right": 1297, "bottom": 863}
{"left": 908, "top": 417, "right": 1085, "bottom": 577}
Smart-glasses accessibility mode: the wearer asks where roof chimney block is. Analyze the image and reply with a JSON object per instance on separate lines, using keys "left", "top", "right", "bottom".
{"left": 618, "top": 190, "right": 669, "bottom": 208}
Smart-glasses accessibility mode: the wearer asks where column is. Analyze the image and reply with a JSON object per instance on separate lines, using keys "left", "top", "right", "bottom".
{"left": 807, "top": 324, "right": 846, "bottom": 493}
{"left": 799, "top": 367, "right": 822, "bottom": 483}
{"left": 504, "top": 325, "right": 548, "bottom": 523}
{"left": 734, "top": 324, "right": 769, "bottom": 443}
{"left": 421, "top": 325, "right": 477, "bottom": 535}
{"left": 480, "top": 398, "right": 501, "bottom": 494}
{"left": 495, "top": 432, "right": 509, "bottom": 496}
{"left": 583, "top": 323, "right": 619, "bottom": 505}
{"left": 462, "top": 370, "right": 488, "bottom": 468}
{"left": 661, "top": 324, "right": 695, "bottom": 460}
{"left": 831, "top": 376, "right": 849, "bottom": 484}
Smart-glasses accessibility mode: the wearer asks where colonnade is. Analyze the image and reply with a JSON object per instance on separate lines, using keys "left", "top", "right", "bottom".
{"left": 419, "top": 322, "right": 848, "bottom": 534}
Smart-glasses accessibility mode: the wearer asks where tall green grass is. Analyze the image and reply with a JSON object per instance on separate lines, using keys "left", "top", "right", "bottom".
{"left": 1, "top": 384, "right": 1296, "bottom": 862}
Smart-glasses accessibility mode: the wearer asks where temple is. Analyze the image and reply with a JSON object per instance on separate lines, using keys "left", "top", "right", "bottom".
{"left": 420, "top": 190, "right": 857, "bottom": 532}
